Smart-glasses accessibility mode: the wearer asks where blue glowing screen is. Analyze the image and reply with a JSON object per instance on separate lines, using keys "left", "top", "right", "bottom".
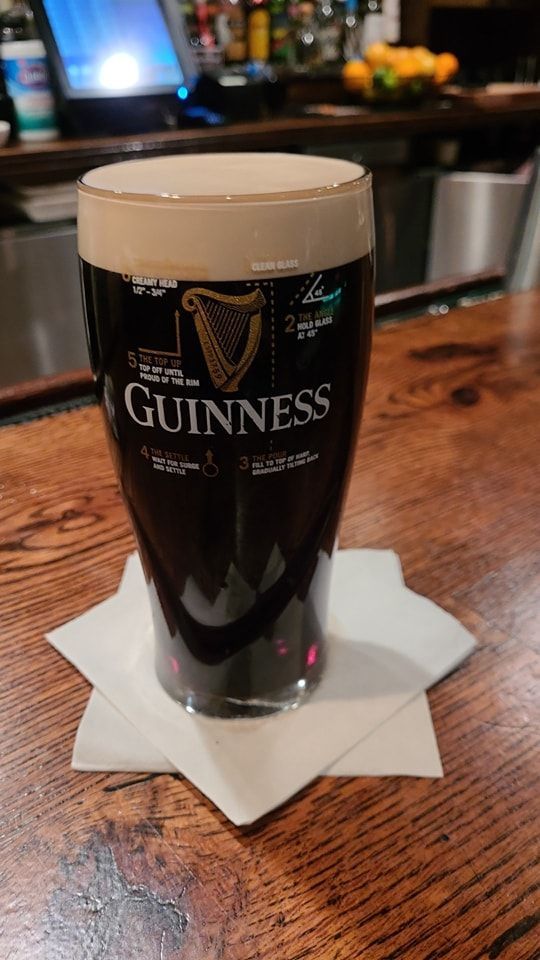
{"left": 42, "top": 0, "right": 183, "bottom": 92}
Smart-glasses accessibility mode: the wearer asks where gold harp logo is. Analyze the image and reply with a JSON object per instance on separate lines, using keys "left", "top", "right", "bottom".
{"left": 182, "top": 286, "right": 266, "bottom": 392}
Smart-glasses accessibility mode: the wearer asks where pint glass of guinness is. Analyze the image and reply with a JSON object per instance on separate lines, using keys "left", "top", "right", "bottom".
{"left": 78, "top": 153, "right": 374, "bottom": 718}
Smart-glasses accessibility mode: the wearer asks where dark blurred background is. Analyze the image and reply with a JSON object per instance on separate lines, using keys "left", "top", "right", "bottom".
{"left": 0, "top": 0, "right": 538, "bottom": 396}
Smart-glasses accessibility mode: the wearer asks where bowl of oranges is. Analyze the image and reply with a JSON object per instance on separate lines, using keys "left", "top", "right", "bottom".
{"left": 342, "top": 43, "right": 459, "bottom": 103}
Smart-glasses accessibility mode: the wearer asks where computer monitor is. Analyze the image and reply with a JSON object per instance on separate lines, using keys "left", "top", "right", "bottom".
{"left": 31, "top": 0, "right": 198, "bottom": 132}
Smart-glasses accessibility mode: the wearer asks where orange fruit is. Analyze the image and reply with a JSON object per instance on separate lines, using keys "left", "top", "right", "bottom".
{"left": 342, "top": 59, "right": 372, "bottom": 92}
{"left": 434, "top": 51, "right": 459, "bottom": 84}
{"left": 437, "top": 52, "right": 459, "bottom": 73}
{"left": 394, "top": 53, "right": 421, "bottom": 80}
{"left": 365, "top": 42, "right": 391, "bottom": 69}
{"left": 384, "top": 46, "right": 405, "bottom": 67}
{"left": 412, "top": 46, "right": 437, "bottom": 78}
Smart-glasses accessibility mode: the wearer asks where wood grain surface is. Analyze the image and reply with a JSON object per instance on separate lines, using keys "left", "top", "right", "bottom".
{"left": 1, "top": 292, "right": 539, "bottom": 959}
{"left": 1, "top": 97, "right": 540, "bottom": 183}
{"left": 0, "top": 270, "right": 504, "bottom": 418}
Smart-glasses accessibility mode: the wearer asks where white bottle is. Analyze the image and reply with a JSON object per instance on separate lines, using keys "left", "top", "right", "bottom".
{"left": 362, "top": 0, "right": 386, "bottom": 53}
{"left": 0, "top": 39, "right": 58, "bottom": 141}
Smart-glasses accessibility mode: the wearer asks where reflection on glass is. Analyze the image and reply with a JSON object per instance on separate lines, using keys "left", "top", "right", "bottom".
{"left": 99, "top": 52, "right": 140, "bottom": 89}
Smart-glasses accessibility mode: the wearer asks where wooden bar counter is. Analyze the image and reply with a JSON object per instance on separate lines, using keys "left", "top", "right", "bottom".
{"left": 1, "top": 94, "right": 539, "bottom": 183}
{"left": 0, "top": 291, "right": 539, "bottom": 959}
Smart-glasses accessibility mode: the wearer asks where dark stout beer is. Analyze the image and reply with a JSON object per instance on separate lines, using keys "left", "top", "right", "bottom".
{"left": 79, "top": 153, "right": 374, "bottom": 717}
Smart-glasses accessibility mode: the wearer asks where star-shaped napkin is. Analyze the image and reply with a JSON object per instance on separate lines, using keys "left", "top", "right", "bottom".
{"left": 47, "top": 550, "right": 475, "bottom": 825}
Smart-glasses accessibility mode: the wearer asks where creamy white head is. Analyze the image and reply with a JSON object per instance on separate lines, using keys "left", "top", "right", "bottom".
{"left": 78, "top": 153, "right": 373, "bottom": 281}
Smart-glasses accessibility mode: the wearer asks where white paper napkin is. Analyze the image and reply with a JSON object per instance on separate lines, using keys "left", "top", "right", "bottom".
{"left": 47, "top": 550, "right": 474, "bottom": 825}
{"left": 74, "top": 687, "right": 442, "bottom": 779}
{"left": 73, "top": 551, "right": 442, "bottom": 779}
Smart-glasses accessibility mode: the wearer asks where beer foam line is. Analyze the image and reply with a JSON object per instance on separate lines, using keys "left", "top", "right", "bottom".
{"left": 78, "top": 154, "right": 373, "bottom": 281}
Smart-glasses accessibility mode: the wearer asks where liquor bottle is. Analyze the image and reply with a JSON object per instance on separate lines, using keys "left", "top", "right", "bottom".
{"left": 178, "top": 0, "right": 200, "bottom": 49}
{"left": 316, "top": 0, "right": 342, "bottom": 65}
{"left": 270, "top": 0, "right": 294, "bottom": 66}
{"left": 0, "top": 1, "right": 36, "bottom": 42}
{"left": 295, "top": 2, "right": 322, "bottom": 70}
{"left": 228, "top": 3, "right": 248, "bottom": 63}
{"left": 195, "top": 0, "right": 216, "bottom": 51}
{"left": 248, "top": 0, "right": 271, "bottom": 63}
{"left": 342, "top": 0, "right": 362, "bottom": 62}
{"left": 362, "top": 0, "right": 385, "bottom": 53}
{"left": 215, "top": 0, "right": 247, "bottom": 63}
{"left": 192, "top": 0, "right": 224, "bottom": 67}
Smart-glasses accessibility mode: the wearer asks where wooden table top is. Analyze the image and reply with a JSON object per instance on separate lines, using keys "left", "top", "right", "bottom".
{"left": 1, "top": 291, "right": 539, "bottom": 959}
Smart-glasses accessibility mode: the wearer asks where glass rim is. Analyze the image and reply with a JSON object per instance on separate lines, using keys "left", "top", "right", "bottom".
{"left": 77, "top": 166, "right": 372, "bottom": 206}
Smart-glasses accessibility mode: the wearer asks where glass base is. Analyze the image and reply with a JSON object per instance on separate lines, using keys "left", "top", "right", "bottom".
{"left": 165, "top": 675, "right": 321, "bottom": 719}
